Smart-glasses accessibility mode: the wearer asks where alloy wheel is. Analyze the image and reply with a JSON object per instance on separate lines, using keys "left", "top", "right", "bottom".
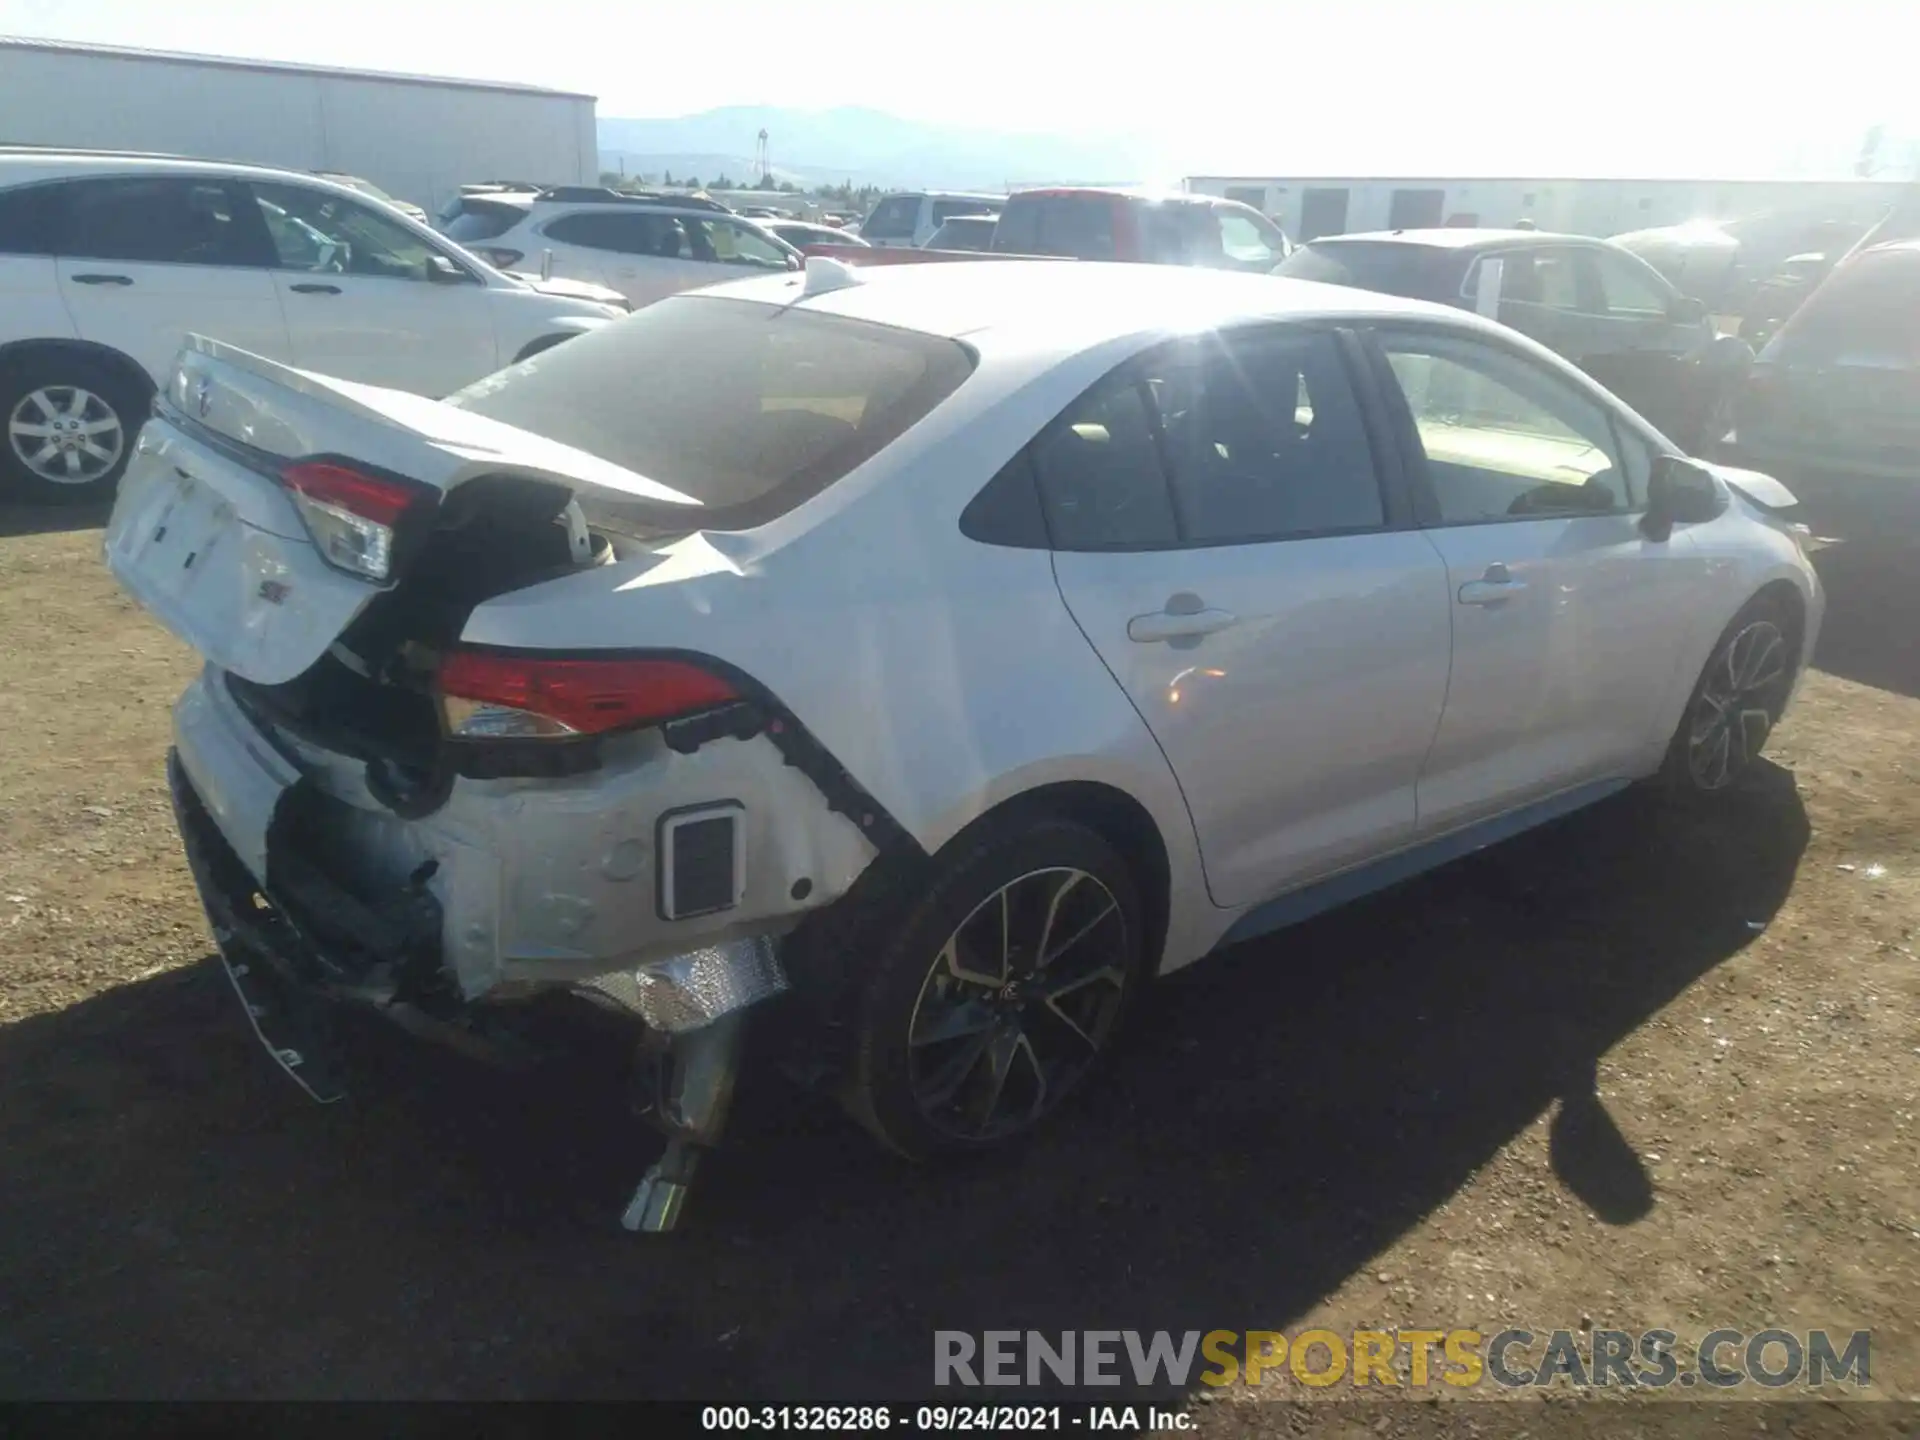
{"left": 1687, "top": 619, "right": 1790, "bottom": 790}
{"left": 7, "top": 386, "right": 125, "bottom": 486}
{"left": 906, "top": 866, "right": 1129, "bottom": 1141}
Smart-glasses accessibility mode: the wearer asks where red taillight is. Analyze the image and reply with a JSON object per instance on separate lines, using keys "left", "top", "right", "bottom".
{"left": 476, "top": 247, "right": 524, "bottom": 269}
{"left": 437, "top": 650, "right": 739, "bottom": 739}
{"left": 282, "top": 462, "right": 417, "bottom": 526}
{"left": 280, "top": 461, "right": 425, "bottom": 580}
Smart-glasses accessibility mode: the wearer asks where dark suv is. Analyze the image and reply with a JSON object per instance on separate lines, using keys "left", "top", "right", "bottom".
{"left": 1276, "top": 229, "right": 1753, "bottom": 451}
{"left": 989, "top": 189, "right": 1291, "bottom": 271}
{"left": 1728, "top": 239, "right": 1920, "bottom": 533}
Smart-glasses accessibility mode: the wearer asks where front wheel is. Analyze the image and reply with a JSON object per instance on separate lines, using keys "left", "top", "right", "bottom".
{"left": 843, "top": 817, "right": 1146, "bottom": 1160}
{"left": 1660, "top": 595, "right": 1798, "bottom": 796}
{"left": 0, "top": 359, "right": 144, "bottom": 505}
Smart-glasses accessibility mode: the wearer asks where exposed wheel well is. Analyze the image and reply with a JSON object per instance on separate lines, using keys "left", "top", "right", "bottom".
{"left": 1751, "top": 578, "right": 1808, "bottom": 662}
{"left": 0, "top": 339, "right": 155, "bottom": 409}
{"left": 972, "top": 781, "right": 1173, "bottom": 974}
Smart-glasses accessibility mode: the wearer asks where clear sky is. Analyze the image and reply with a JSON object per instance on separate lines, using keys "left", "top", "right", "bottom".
{"left": 3, "top": 0, "right": 1916, "bottom": 177}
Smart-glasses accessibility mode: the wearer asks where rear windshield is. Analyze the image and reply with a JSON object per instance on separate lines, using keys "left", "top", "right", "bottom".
{"left": 992, "top": 195, "right": 1115, "bottom": 258}
{"left": 447, "top": 295, "right": 977, "bottom": 531}
{"left": 1274, "top": 240, "right": 1454, "bottom": 300}
{"left": 442, "top": 201, "right": 528, "bottom": 242}
{"left": 1775, "top": 247, "right": 1920, "bottom": 363}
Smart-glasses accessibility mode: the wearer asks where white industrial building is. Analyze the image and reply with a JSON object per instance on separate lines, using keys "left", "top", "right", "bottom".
{"left": 1184, "top": 174, "right": 1912, "bottom": 243}
{"left": 0, "top": 37, "right": 597, "bottom": 218}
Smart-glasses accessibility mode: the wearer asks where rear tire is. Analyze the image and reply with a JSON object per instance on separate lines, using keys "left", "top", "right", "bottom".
{"left": 1657, "top": 593, "right": 1798, "bottom": 797}
{"left": 841, "top": 816, "right": 1146, "bottom": 1161}
{"left": 0, "top": 355, "right": 145, "bottom": 505}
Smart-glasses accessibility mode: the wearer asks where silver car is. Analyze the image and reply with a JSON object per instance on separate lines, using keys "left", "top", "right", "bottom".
{"left": 105, "top": 258, "right": 1822, "bottom": 1230}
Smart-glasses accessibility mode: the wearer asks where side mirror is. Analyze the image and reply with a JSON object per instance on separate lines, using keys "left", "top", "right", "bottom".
{"left": 1643, "top": 454, "right": 1723, "bottom": 540}
{"left": 786, "top": 252, "right": 802, "bottom": 271}
{"left": 1667, "top": 293, "right": 1709, "bottom": 324}
{"left": 426, "top": 254, "right": 471, "bottom": 285}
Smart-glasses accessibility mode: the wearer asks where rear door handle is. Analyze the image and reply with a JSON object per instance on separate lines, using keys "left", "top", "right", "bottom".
{"left": 1127, "top": 606, "right": 1239, "bottom": 643}
{"left": 1457, "top": 562, "right": 1528, "bottom": 607}
{"left": 289, "top": 282, "right": 342, "bottom": 294}
{"left": 71, "top": 273, "right": 132, "bottom": 286}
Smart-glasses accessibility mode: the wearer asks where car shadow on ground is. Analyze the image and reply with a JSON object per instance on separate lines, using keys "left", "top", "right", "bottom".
{"left": 1811, "top": 538, "right": 1920, "bottom": 700}
{"left": 0, "top": 500, "right": 111, "bottom": 540}
{"left": 0, "top": 772, "right": 1807, "bottom": 1400}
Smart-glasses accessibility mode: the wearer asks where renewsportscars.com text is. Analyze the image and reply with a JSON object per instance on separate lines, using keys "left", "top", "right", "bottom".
{"left": 934, "top": 1328, "right": 1871, "bottom": 1390}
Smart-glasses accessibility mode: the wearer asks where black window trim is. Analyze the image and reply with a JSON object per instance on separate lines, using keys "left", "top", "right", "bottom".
{"left": 1354, "top": 319, "right": 1673, "bottom": 530}
{"left": 17, "top": 172, "right": 281, "bottom": 270}
{"left": 1006, "top": 320, "right": 1421, "bottom": 555}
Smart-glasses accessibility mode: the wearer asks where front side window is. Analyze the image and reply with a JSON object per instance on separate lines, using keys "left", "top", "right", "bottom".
{"left": 1591, "top": 249, "right": 1674, "bottom": 318}
{"left": 699, "top": 219, "right": 793, "bottom": 269}
{"left": 1378, "top": 331, "right": 1638, "bottom": 523}
{"left": 64, "top": 178, "right": 266, "bottom": 267}
{"left": 251, "top": 182, "right": 444, "bottom": 280}
{"left": 448, "top": 295, "right": 975, "bottom": 532}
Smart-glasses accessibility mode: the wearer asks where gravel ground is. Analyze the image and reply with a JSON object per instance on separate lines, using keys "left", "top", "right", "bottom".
{"left": 0, "top": 504, "right": 1916, "bottom": 1434}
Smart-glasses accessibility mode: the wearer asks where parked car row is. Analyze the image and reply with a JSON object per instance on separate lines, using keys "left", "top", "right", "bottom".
{"left": 0, "top": 151, "right": 634, "bottom": 502}
{"left": 4, "top": 143, "right": 1891, "bottom": 1234}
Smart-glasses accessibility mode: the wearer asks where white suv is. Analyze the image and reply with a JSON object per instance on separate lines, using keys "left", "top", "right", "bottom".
{"left": 0, "top": 153, "right": 629, "bottom": 503}
{"left": 441, "top": 188, "right": 803, "bottom": 309}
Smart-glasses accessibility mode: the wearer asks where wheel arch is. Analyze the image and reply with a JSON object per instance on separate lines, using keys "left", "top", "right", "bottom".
{"left": 0, "top": 338, "right": 156, "bottom": 407}
{"left": 511, "top": 332, "right": 576, "bottom": 364}
{"left": 961, "top": 779, "right": 1173, "bottom": 975}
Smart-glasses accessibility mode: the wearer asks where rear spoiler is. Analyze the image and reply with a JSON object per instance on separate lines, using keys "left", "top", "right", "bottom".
{"left": 800, "top": 243, "right": 1068, "bottom": 266}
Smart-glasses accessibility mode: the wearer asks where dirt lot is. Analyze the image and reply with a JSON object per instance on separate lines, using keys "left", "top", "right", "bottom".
{"left": 1, "top": 502, "right": 1918, "bottom": 1429}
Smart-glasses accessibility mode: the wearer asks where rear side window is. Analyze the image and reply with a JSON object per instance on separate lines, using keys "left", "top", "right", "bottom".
{"left": 544, "top": 211, "right": 659, "bottom": 253}
{"left": 442, "top": 201, "right": 527, "bottom": 242}
{"left": 448, "top": 295, "right": 976, "bottom": 531}
{"left": 0, "top": 183, "right": 62, "bottom": 255}
{"left": 1030, "top": 328, "right": 1384, "bottom": 549}
{"left": 1275, "top": 241, "right": 1453, "bottom": 300}
{"left": 1155, "top": 330, "right": 1383, "bottom": 540}
{"left": 1032, "top": 378, "right": 1180, "bottom": 548}
{"left": 1775, "top": 247, "right": 1920, "bottom": 363}
{"left": 863, "top": 196, "right": 922, "bottom": 239}
{"left": 63, "top": 177, "right": 269, "bottom": 267}
{"left": 995, "top": 196, "right": 1116, "bottom": 259}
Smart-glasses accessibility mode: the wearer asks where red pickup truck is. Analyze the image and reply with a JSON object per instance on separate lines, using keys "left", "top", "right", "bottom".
{"left": 804, "top": 189, "right": 1293, "bottom": 270}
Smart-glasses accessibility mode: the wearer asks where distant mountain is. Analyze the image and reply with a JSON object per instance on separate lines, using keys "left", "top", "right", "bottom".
{"left": 597, "top": 106, "right": 1151, "bottom": 192}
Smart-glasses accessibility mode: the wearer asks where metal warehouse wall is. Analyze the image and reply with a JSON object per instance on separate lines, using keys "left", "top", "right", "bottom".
{"left": 0, "top": 45, "right": 596, "bottom": 215}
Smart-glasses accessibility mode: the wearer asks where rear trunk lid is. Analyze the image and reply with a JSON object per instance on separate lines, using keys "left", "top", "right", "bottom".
{"left": 105, "top": 335, "right": 698, "bottom": 685}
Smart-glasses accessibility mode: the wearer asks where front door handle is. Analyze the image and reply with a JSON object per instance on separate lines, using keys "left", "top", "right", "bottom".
{"left": 1457, "top": 562, "right": 1528, "bottom": 607}
{"left": 290, "top": 282, "right": 342, "bottom": 294}
{"left": 1127, "top": 605, "right": 1239, "bottom": 644}
{"left": 71, "top": 273, "right": 133, "bottom": 286}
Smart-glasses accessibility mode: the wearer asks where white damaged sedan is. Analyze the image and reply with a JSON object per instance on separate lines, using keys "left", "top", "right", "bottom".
{"left": 105, "top": 257, "right": 1821, "bottom": 1230}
